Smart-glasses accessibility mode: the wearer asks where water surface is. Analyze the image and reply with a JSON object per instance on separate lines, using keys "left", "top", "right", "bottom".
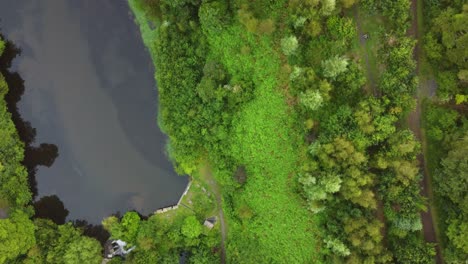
{"left": 0, "top": 0, "right": 187, "bottom": 223}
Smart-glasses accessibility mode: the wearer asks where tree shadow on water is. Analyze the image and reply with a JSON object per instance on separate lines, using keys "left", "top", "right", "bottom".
{"left": 0, "top": 36, "right": 59, "bottom": 199}
{"left": 1, "top": 35, "right": 111, "bottom": 245}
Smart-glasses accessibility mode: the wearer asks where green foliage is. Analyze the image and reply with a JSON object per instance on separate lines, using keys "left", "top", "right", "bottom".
{"left": 128, "top": 0, "right": 439, "bottom": 263}
{"left": 49, "top": 224, "right": 101, "bottom": 264}
{"left": 321, "top": 56, "right": 349, "bottom": 79}
{"left": 391, "top": 233, "right": 436, "bottom": 264}
{"left": 199, "top": 1, "right": 229, "bottom": 35}
{"left": 181, "top": 216, "right": 202, "bottom": 239}
{"left": 326, "top": 16, "right": 356, "bottom": 49}
{"left": 0, "top": 54, "right": 31, "bottom": 208}
{"left": 435, "top": 133, "right": 468, "bottom": 207}
{"left": 281, "top": 35, "right": 299, "bottom": 56}
{"left": 379, "top": 0, "right": 411, "bottom": 33}
{"left": 321, "top": 0, "right": 336, "bottom": 16}
{"left": 0, "top": 210, "right": 36, "bottom": 264}
{"left": 379, "top": 37, "right": 417, "bottom": 100}
{"left": 104, "top": 210, "right": 219, "bottom": 263}
{"left": 424, "top": 3, "right": 468, "bottom": 100}
{"left": 423, "top": 99, "right": 467, "bottom": 262}
{"left": 424, "top": 4, "right": 467, "bottom": 261}
{"left": 299, "top": 90, "right": 324, "bottom": 111}
{"left": 424, "top": 104, "right": 458, "bottom": 142}
{"left": 323, "top": 237, "right": 350, "bottom": 257}
{"left": 102, "top": 212, "right": 141, "bottom": 243}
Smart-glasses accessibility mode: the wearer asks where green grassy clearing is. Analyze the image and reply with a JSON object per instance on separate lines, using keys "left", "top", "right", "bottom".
{"left": 204, "top": 21, "right": 321, "bottom": 263}
{"left": 349, "top": 6, "right": 385, "bottom": 94}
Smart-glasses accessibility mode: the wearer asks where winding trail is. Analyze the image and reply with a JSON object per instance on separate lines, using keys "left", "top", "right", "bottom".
{"left": 407, "top": 0, "right": 443, "bottom": 263}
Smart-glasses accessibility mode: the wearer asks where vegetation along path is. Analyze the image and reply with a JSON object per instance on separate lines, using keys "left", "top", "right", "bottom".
{"left": 407, "top": 0, "right": 442, "bottom": 262}
{"left": 200, "top": 165, "right": 227, "bottom": 263}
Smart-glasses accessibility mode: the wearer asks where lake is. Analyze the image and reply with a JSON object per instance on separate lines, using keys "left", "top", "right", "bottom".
{"left": 0, "top": 0, "right": 188, "bottom": 223}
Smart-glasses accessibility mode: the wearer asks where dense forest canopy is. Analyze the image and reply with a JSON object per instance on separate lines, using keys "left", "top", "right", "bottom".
{"left": 0, "top": 0, "right": 466, "bottom": 263}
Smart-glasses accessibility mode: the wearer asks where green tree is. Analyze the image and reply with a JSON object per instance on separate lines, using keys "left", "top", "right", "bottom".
{"left": 121, "top": 212, "right": 141, "bottom": 243}
{"left": 281, "top": 36, "right": 298, "bottom": 56}
{"left": 45, "top": 224, "right": 101, "bottom": 264}
{"left": 181, "top": 216, "right": 202, "bottom": 239}
{"left": 447, "top": 218, "right": 468, "bottom": 254}
{"left": 0, "top": 210, "right": 36, "bottom": 264}
{"left": 324, "top": 237, "right": 350, "bottom": 256}
{"left": 435, "top": 132, "right": 468, "bottom": 206}
{"left": 322, "top": 56, "right": 348, "bottom": 79}
{"left": 321, "top": 0, "right": 336, "bottom": 16}
{"left": 299, "top": 90, "right": 324, "bottom": 111}
{"left": 392, "top": 234, "right": 435, "bottom": 264}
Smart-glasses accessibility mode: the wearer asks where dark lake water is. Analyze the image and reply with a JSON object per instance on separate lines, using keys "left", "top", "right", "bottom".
{"left": 0, "top": 0, "right": 188, "bottom": 223}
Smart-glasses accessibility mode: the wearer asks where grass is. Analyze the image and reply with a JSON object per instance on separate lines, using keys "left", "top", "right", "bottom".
{"left": 152, "top": 176, "right": 217, "bottom": 224}
{"left": 350, "top": 6, "right": 385, "bottom": 94}
{"left": 202, "top": 20, "right": 321, "bottom": 263}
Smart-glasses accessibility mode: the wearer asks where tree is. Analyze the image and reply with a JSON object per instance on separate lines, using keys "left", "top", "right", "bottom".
{"left": 432, "top": 7, "right": 468, "bottom": 68}
{"left": 341, "top": 0, "right": 357, "bottom": 9}
{"left": 447, "top": 218, "right": 468, "bottom": 254}
{"left": 436, "top": 133, "right": 468, "bottom": 207}
{"left": 0, "top": 210, "right": 36, "bottom": 264}
{"left": 424, "top": 104, "right": 458, "bottom": 142}
{"left": 281, "top": 36, "right": 298, "bottom": 56}
{"left": 121, "top": 212, "right": 141, "bottom": 243}
{"left": 324, "top": 237, "right": 350, "bottom": 256}
{"left": 322, "top": 56, "right": 348, "bottom": 79}
{"left": 437, "top": 71, "right": 459, "bottom": 101}
{"left": 181, "top": 216, "right": 202, "bottom": 239}
{"left": 343, "top": 216, "right": 386, "bottom": 257}
{"left": 392, "top": 234, "right": 435, "bottom": 264}
{"left": 424, "top": 32, "right": 443, "bottom": 62}
{"left": 299, "top": 90, "right": 324, "bottom": 111}
{"left": 62, "top": 235, "right": 102, "bottom": 264}
{"left": 42, "top": 223, "right": 101, "bottom": 264}
{"left": 199, "top": 1, "right": 229, "bottom": 34}
{"left": 299, "top": 172, "right": 342, "bottom": 213}
{"left": 326, "top": 16, "right": 356, "bottom": 46}
{"left": 321, "top": 0, "right": 336, "bottom": 16}
{"left": 305, "top": 20, "right": 322, "bottom": 37}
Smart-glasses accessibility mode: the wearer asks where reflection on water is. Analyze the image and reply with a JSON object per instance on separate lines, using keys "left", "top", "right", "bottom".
{"left": 0, "top": 38, "right": 58, "bottom": 198}
{"left": 0, "top": 0, "right": 187, "bottom": 224}
{"left": 34, "top": 195, "right": 69, "bottom": 225}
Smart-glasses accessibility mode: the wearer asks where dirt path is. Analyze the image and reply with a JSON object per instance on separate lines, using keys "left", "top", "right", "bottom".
{"left": 201, "top": 166, "right": 227, "bottom": 264}
{"left": 407, "top": 0, "right": 443, "bottom": 263}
